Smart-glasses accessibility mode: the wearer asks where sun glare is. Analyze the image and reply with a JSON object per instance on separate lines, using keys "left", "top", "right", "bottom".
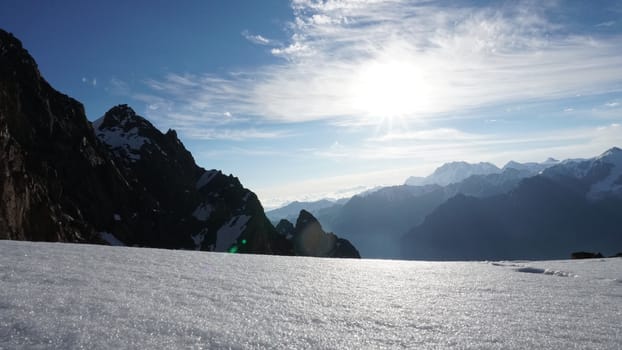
{"left": 349, "top": 60, "right": 435, "bottom": 120}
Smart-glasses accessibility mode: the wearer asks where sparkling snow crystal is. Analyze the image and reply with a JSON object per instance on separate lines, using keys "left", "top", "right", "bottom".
{"left": 1, "top": 241, "right": 621, "bottom": 349}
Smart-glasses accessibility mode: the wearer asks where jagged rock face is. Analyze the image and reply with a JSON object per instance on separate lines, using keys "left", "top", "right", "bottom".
{"left": 0, "top": 30, "right": 133, "bottom": 242}
{"left": 93, "top": 104, "right": 293, "bottom": 254}
{"left": 0, "top": 29, "right": 291, "bottom": 256}
{"left": 286, "top": 210, "right": 360, "bottom": 258}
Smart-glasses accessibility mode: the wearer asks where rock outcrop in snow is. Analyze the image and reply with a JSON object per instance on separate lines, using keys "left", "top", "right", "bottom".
{"left": 277, "top": 210, "right": 360, "bottom": 258}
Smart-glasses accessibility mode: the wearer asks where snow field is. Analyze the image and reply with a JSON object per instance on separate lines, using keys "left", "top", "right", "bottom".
{"left": 1, "top": 240, "right": 621, "bottom": 349}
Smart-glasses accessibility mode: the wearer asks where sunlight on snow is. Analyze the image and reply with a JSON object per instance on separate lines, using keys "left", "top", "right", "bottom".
{"left": 2, "top": 241, "right": 622, "bottom": 349}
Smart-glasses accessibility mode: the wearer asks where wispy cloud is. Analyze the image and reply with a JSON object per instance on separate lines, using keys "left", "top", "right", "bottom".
{"left": 178, "top": 127, "right": 292, "bottom": 141}
{"left": 242, "top": 30, "right": 273, "bottom": 45}
{"left": 367, "top": 128, "right": 478, "bottom": 142}
{"left": 257, "top": 123, "right": 622, "bottom": 207}
{"left": 141, "top": 0, "right": 622, "bottom": 125}
{"left": 596, "top": 21, "right": 616, "bottom": 27}
{"left": 313, "top": 124, "right": 622, "bottom": 162}
{"left": 82, "top": 76, "right": 97, "bottom": 87}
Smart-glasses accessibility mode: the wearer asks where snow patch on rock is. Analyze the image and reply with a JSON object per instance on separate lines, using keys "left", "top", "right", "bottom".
{"left": 191, "top": 229, "right": 208, "bottom": 250}
{"left": 215, "top": 215, "right": 251, "bottom": 252}
{"left": 192, "top": 204, "right": 214, "bottom": 221}
{"left": 94, "top": 124, "right": 151, "bottom": 161}
{"left": 99, "top": 232, "right": 125, "bottom": 246}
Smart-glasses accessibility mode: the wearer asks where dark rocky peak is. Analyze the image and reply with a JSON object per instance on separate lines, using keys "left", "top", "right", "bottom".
{"left": 275, "top": 219, "right": 294, "bottom": 238}
{"left": 0, "top": 29, "right": 137, "bottom": 243}
{"left": 291, "top": 210, "right": 360, "bottom": 258}
{"left": 93, "top": 104, "right": 195, "bottom": 168}
{"left": 1, "top": 29, "right": 91, "bottom": 150}
{"left": 165, "top": 128, "right": 178, "bottom": 139}
{"left": 0, "top": 30, "right": 40, "bottom": 82}
{"left": 94, "top": 104, "right": 153, "bottom": 131}
{"left": 294, "top": 209, "right": 319, "bottom": 233}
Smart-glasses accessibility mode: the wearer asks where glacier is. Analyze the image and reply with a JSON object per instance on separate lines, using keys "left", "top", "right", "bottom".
{"left": 1, "top": 240, "right": 621, "bottom": 349}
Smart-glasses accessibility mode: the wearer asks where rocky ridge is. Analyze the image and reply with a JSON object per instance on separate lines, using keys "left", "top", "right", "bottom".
{"left": 0, "top": 29, "right": 356, "bottom": 258}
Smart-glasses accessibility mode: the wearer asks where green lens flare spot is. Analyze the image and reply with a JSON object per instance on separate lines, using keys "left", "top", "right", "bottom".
{"left": 241, "top": 239, "right": 247, "bottom": 245}
{"left": 228, "top": 246, "right": 239, "bottom": 254}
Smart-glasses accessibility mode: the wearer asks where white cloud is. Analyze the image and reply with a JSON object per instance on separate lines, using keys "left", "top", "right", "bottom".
{"left": 270, "top": 42, "right": 313, "bottom": 58}
{"left": 367, "top": 128, "right": 478, "bottom": 142}
{"left": 178, "top": 128, "right": 292, "bottom": 141}
{"left": 605, "top": 101, "right": 620, "bottom": 107}
{"left": 311, "top": 124, "right": 622, "bottom": 162}
{"left": 242, "top": 31, "right": 273, "bottom": 45}
{"left": 596, "top": 21, "right": 616, "bottom": 27}
{"left": 142, "top": 0, "right": 622, "bottom": 125}
{"left": 82, "top": 76, "right": 97, "bottom": 87}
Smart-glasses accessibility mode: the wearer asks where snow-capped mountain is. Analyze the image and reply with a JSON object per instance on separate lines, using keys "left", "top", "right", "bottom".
{"left": 541, "top": 147, "right": 622, "bottom": 200}
{"left": 402, "top": 148, "right": 622, "bottom": 260}
{"left": 405, "top": 161, "right": 501, "bottom": 186}
{"left": 406, "top": 158, "right": 561, "bottom": 187}
{"left": 0, "top": 29, "right": 358, "bottom": 257}
{"left": 91, "top": 104, "right": 291, "bottom": 254}
{"left": 317, "top": 151, "right": 620, "bottom": 260}
{"left": 502, "top": 157, "right": 559, "bottom": 175}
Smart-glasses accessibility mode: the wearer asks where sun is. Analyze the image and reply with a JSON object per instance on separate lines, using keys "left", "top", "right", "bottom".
{"left": 348, "top": 59, "right": 435, "bottom": 121}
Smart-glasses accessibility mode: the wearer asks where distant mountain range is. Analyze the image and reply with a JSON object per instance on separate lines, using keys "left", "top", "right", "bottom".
{"left": 266, "top": 198, "right": 347, "bottom": 223}
{"left": 405, "top": 157, "right": 560, "bottom": 187}
{"left": 0, "top": 29, "right": 358, "bottom": 259}
{"left": 405, "top": 161, "right": 502, "bottom": 186}
{"left": 402, "top": 148, "right": 622, "bottom": 260}
{"left": 269, "top": 149, "right": 621, "bottom": 260}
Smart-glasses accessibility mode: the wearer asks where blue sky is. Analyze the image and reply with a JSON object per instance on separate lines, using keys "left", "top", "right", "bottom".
{"left": 2, "top": 0, "right": 622, "bottom": 208}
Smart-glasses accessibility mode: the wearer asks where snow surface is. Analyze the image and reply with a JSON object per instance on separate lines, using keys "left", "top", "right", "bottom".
{"left": 1, "top": 240, "right": 622, "bottom": 349}
{"left": 215, "top": 215, "right": 250, "bottom": 252}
